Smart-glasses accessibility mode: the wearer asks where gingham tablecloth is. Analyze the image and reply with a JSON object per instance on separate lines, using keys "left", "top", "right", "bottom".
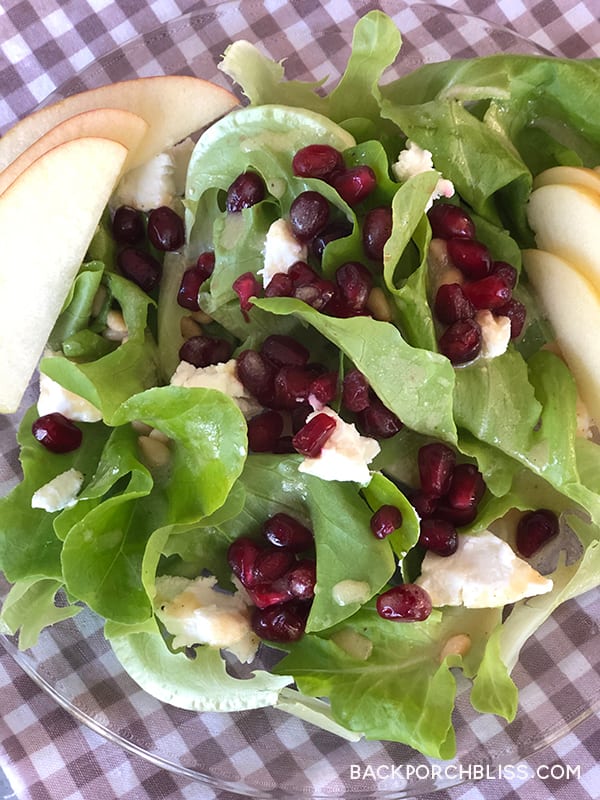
{"left": 1, "top": 1, "right": 600, "bottom": 799}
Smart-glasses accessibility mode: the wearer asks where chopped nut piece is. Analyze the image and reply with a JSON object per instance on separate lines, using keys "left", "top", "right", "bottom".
{"left": 190, "top": 308, "right": 213, "bottom": 324}
{"left": 138, "top": 435, "right": 171, "bottom": 468}
{"left": 180, "top": 315, "right": 203, "bottom": 339}
{"left": 439, "top": 633, "right": 472, "bottom": 662}
{"left": 331, "top": 628, "right": 373, "bottom": 661}
{"left": 366, "top": 286, "right": 393, "bottom": 322}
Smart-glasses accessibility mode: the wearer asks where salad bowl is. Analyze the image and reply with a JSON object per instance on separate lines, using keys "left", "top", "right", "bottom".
{"left": 1, "top": 2, "right": 600, "bottom": 797}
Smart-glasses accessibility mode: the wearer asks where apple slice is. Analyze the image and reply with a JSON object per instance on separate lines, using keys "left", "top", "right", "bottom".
{"left": 523, "top": 247, "right": 600, "bottom": 424}
{"left": 0, "top": 137, "right": 128, "bottom": 413}
{"left": 0, "top": 107, "right": 148, "bottom": 196}
{"left": 532, "top": 165, "right": 600, "bottom": 194}
{"left": 0, "top": 76, "right": 239, "bottom": 173}
{"left": 526, "top": 183, "right": 600, "bottom": 286}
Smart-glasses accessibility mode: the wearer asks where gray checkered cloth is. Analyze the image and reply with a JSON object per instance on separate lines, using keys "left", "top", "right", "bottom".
{"left": 2, "top": 1, "right": 600, "bottom": 798}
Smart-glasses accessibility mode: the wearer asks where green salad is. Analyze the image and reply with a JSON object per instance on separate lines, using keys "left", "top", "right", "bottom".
{"left": 3, "top": 11, "right": 600, "bottom": 759}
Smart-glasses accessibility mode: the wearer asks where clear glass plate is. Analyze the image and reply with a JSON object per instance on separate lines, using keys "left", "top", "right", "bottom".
{"left": 1, "top": 2, "right": 599, "bottom": 797}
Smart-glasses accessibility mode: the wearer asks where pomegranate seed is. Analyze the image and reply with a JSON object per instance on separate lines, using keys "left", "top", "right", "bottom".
{"left": 438, "top": 318, "right": 482, "bottom": 365}
{"left": 291, "top": 402, "right": 312, "bottom": 433}
{"left": 177, "top": 268, "right": 204, "bottom": 310}
{"left": 248, "top": 583, "right": 293, "bottom": 609}
{"left": 117, "top": 247, "right": 162, "bottom": 293}
{"left": 310, "top": 371, "right": 338, "bottom": 405}
{"left": 252, "top": 547, "right": 295, "bottom": 584}
{"left": 363, "top": 206, "right": 393, "bottom": 261}
{"left": 227, "top": 537, "right": 262, "bottom": 587}
{"left": 447, "top": 238, "right": 492, "bottom": 280}
{"left": 516, "top": 508, "right": 559, "bottom": 557}
{"left": 290, "top": 191, "right": 330, "bottom": 241}
{"left": 357, "top": 397, "right": 402, "bottom": 439}
{"left": 446, "top": 463, "right": 486, "bottom": 510}
{"left": 196, "top": 250, "right": 216, "bottom": 279}
{"left": 495, "top": 298, "right": 527, "bottom": 339}
{"left": 293, "top": 280, "right": 336, "bottom": 310}
{"left": 261, "top": 335, "right": 309, "bottom": 367}
{"left": 292, "top": 413, "right": 336, "bottom": 457}
{"left": 232, "top": 271, "right": 261, "bottom": 320}
{"left": 376, "top": 584, "right": 432, "bottom": 622}
{"left": 410, "top": 489, "right": 438, "bottom": 519}
{"left": 179, "top": 335, "right": 232, "bottom": 367}
{"left": 251, "top": 603, "right": 307, "bottom": 642}
{"left": 335, "top": 262, "right": 372, "bottom": 314}
{"left": 418, "top": 443, "right": 456, "bottom": 497}
{"left": 147, "top": 206, "right": 185, "bottom": 251}
{"left": 32, "top": 413, "right": 82, "bottom": 453}
{"left": 292, "top": 144, "right": 344, "bottom": 179}
{"left": 263, "top": 513, "right": 314, "bottom": 551}
{"left": 288, "top": 261, "right": 319, "bottom": 287}
{"left": 286, "top": 559, "right": 317, "bottom": 600}
{"left": 427, "top": 203, "right": 475, "bottom": 240}
{"left": 226, "top": 171, "right": 265, "bottom": 212}
{"left": 264, "top": 272, "right": 293, "bottom": 297}
{"left": 491, "top": 261, "right": 518, "bottom": 289}
{"left": 434, "top": 283, "right": 475, "bottom": 324}
{"left": 274, "top": 365, "right": 320, "bottom": 409}
{"left": 370, "top": 505, "right": 403, "bottom": 539}
{"left": 332, "top": 166, "right": 376, "bottom": 206}
{"left": 435, "top": 502, "right": 478, "bottom": 526}
{"left": 112, "top": 205, "right": 144, "bottom": 244}
{"left": 342, "top": 369, "right": 371, "bottom": 413}
{"left": 236, "top": 350, "right": 276, "bottom": 402}
{"left": 462, "top": 275, "right": 512, "bottom": 310}
{"left": 418, "top": 518, "right": 458, "bottom": 556}
{"left": 247, "top": 410, "right": 284, "bottom": 452}
{"left": 311, "top": 220, "right": 353, "bottom": 262}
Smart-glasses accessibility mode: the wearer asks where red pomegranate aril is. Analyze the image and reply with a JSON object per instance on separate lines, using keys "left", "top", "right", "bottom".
{"left": 410, "top": 489, "right": 439, "bottom": 519}
{"left": 177, "top": 267, "right": 204, "bottom": 310}
{"left": 363, "top": 206, "right": 393, "bottom": 261}
{"left": 342, "top": 369, "right": 370, "bottom": 413}
{"left": 370, "top": 505, "right": 403, "bottom": 539}
{"left": 286, "top": 559, "right": 317, "bottom": 600}
{"left": 292, "top": 144, "right": 344, "bottom": 179}
{"left": 418, "top": 518, "right": 458, "bottom": 556}
{"left": 247, "top": 410, "right": 284, "bottom": 452}
{"left": 434, "top": 283, "right": 475, "bottom": 324}
{"left": 117, "top": 247, "right": 162, "bottom": 293}
{"left": 291, "top": 402, "right": 312, "bottom": 433}
{"left": 438, "top": 318, "right": 482, "bottom": 365}
{"left": 516, "top": 508, "right": 559, "bottom": 558}
{"left": 332, "top": 165, "right": 377, "bottom": 206}
{"left": 227, "top": 536, "right": 262, "bottom": 587}
{"left": 261, "top": 335, "right": 309, "bottom": 367}
{"left": 310, "top": 371, "right": 338, "bottom": 406}
{"left": 357, "top": 397, "right": 402, "bottom": 439}
{"left": 232, "top": 271, "right": 261, "bottom": 318}
{"left": 248, "top": 583, "right": 293, "bottom": 609}
{"left": 252, "top": 546, "right": 295, "bottom": 584}
{"left": 311, "top": 220, "right": 353, "bottom": 262}
{"left": 290, "top": 191, "right": 330, "bottom": 242}
{"left": 427, "top": 203, "right": 475, "bottom": 240}
{"left": 263, "top": 512, "right": 314, "bottom": 551}
{"left": 376, "top": 584, "right": 432, "bottom": 622}
{"left": 196, "top": 250, "right": 216, "bottom": 280}
{"left": 236, "top": 350, "right": 276, "bottom": 402}
{"left": 495, "top": 298, "right": 527, "bottom": 339}
{"left": 112, "top": 205, "right": 144, "bottom": 245}
{"left": 418, "top": 442, "right": 456, "bottom": 497}
{"left": 462, "top": 275, "right": 512, "bottom": 310}
{"left": 292, "top": 413, "right": 336, "bottom": 457}
{"left": 335, "top": 261, "right": 372, "bottom": 313}
{"left": 274, "top": 365, "right": 320, "bottom": 409}
{"left": 288, "top": 260, "right": 319, "bottom": 287}
{"left": 32, "top": 413, "right": 82, "bottom": 453}
{"left": 446, "top": 463, "right": 486, "bottom": 510}
{"left": 491, "top": 261, "right": 518, "bottom": 289}
{"left": 147, "top": 206, "right": 185, "bottom": 251}
{"left": 293, "top": 279, "right": 336, "bottom": 310}
{"left": 179, "top": 335, "right": 232, "bottom": 368}
{"left": 251, "top": 603, "right": 307, "bottom": 642}
{"left": 226, "top": 171, "right": 265, "bottom": 212}
{"left": 446, "top": 238, "right": 492, "bottom": 280}
{"left": 435, "top": 502, "right": 478, "bottom": 526}
{"left": 264, "top": 272, "right": 294, "bottom": 297}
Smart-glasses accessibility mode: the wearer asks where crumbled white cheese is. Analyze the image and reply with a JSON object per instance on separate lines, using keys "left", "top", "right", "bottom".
{"left": 416, "top": 530, "right": 553, "bottom": 608}
{"left": 31, "top": 468, "right": 84, "bottom": 513}
{"left": 170, "top": 358, "right": 262, "bottom": 419}
{"left": 392, "top": 140, "right": 455, "bottom": 210}
{"left": 476, "top": 310, "right": 511, "bottom": 359}
{"left": 259, "top": 218, "right": 307, "bottom": 288}
{"left": 297, "top": 406, "right": 380, "bottom": 486}
{"left": 154, "top": 575, "right": 258, "bottom": 663}
{"left": 38, "top": 369, "right": 102, "bottom": 422}
{"left": 112, "top": 152, "right": 176, "bottom": 212}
